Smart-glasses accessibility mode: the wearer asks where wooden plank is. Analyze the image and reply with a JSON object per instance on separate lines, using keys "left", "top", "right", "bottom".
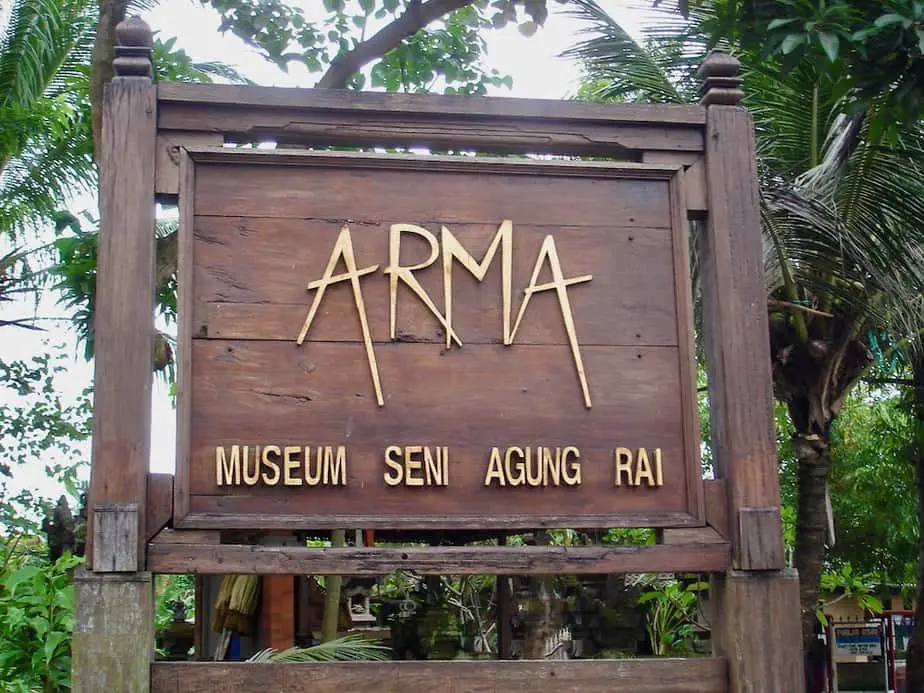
{"left": 154, "top": 131, "right": 222, "bottom": 199}
{"left": 89, "top": 73, "right": 157, "bottom": 569}
{"left": 152, "top": 658, "right": 728, "bottom": 693}
{"left": 174, "top": 149, "right": 195, "bottom": 526}
{"left": 704, "top": 478, "right": 729, "bottom": 539}
{"left": 660, "top": 527, "right": 725, "bottom": 545}
{"left": 191, "top": 219, "right": 679, "bottom": 347}
{"left": 149, "top": 529, "right": 221, "bottom": 544}
{"left": 183, "top": 341, "right": 693, "bottom": 528}
{"left": 738, "top": 507, "right": 785, "bottom": 571}
{"left": 190, "top": 154, "right": 676, "bottom": 227}
{"left": 145, "top": 473, "right": 173, "bottom": 543}
{"left": 93, "top": 504, "right": 139, "bottom": 572}
{"left": 146, "top": 543, "right": 729, "bottom": 575}
{"left": 711, "top": 570, "right": 803, "bottom": 692}
{"left": 158, "top": 82, "right": 708, "bottom": 125}
{"left": 700, "top": 105, "right": 783, "bottom": 569}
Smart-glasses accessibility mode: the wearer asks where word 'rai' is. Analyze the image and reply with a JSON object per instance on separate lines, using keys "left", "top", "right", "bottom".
{"left": 295, "top": 220, "right": 593, "bottom": 408}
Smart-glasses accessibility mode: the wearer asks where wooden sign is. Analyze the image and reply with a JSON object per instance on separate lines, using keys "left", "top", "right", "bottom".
{"left": 174, "top": 148, "right": 701, "bottom": 529}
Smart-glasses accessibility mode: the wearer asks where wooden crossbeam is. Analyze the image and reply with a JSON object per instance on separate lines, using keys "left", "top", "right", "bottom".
{"left": 147, "top": 541, "right": 729, "bottom": 575}
{"left": 152, "top": 659, "right": 729, "bottom": 693}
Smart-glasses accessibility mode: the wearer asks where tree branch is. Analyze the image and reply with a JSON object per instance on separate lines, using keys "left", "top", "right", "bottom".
{"left": 315, "top": 0, "right": 477, "bottom": 89}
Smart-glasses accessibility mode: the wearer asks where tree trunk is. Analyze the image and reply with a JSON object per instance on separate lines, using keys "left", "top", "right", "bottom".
{"left": 320, "top": 529, "right": 346, "bottom": 643}
{"left": 905, "top": 353, "right": 924, "bottom": 692}
{"left": 792, "top": 432, "right": 832, "bottom": 653}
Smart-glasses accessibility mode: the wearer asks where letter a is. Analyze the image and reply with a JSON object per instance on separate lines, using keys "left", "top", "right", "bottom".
{"left": 296, "top": 225, "right": 384, "bottom": 406}
{"left": 510, "top": 235, "right": 593, "bottom": 408}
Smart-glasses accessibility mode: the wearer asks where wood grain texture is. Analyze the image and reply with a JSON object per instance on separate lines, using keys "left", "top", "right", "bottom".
{"left": 89, "top": 77, "right": 157, "bottom": 568}
{"left": 704, "top": 479, "right": 729, "bottom": 539}
{"left": 156, "top": 83, "right": 706, "bottom": 157}
{"left": 152, "top": 658, "right": 728, "bottom": 693}
{"left": 711, "top": 570, "right": 804, "bottom": 693}
{"left": 154, "top": 131, "right": 221, "bottom": 200}
{"left": 145, "top": 474, "right": 173, "bottom": 543}
{"left": 737, "top": 507, "right": 785, "bottom": 571}
{"left": 147, "top": 543, "right": 729, "bottom": 576}
{"left": 176, "top": 150, "right": 702, "bottom": 530}
{"left": 72, "top": 570, "right": 154, "bottom": 693}
{"left": 700, "top": 106, "right": 783, "bottom": 569}
{"left": 93, "top": 504, "right": 139, "bottom": 572}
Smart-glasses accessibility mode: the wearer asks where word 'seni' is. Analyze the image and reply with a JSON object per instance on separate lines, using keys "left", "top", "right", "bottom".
{"left": 295, "top": 221, "right": 593, "bottom": 408}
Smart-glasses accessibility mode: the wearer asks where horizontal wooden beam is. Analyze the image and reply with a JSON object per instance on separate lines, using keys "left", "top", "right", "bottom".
{"left": 147, "top": 542, "right": 729, "bottom": 575}
{"left": 158, "top": 82, "right": 707, "bottom": 125}
{"left": 152, "top": 659, "right": 729, "bottom": 693}
{"left": 156, "top": 83, "right": 705, "bottom": 157}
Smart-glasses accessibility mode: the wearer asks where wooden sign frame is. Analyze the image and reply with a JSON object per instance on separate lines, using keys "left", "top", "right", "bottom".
{"left": 73, "top": 18, "right": 805, "bottom": 693}
{"left": 173, "top": 147, "right": 703, "bottom": 531}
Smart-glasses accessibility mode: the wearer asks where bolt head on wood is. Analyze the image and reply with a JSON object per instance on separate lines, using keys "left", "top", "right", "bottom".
{"left": 114, "top": 16, "right": 154, "bottom": 79}
{"left": 698, "top": 50, "right": 744, "bottom": 107}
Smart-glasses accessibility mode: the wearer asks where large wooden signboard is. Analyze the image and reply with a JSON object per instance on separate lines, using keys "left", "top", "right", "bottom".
{"left": 174, "top": 149, "right": 701, "bottom": 529}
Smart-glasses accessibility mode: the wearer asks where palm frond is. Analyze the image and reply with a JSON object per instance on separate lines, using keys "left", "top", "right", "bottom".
{"left": 560, "top": 0, "right": 693, "bottom": 103}
{"left": 248, "top": 635, "right": 390, "bottom": 663}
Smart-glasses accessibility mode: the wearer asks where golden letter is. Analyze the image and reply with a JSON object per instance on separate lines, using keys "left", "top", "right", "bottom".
{"left": 296, "top": 225, "right": 384, "bottom": 406}
{"left": 510, "top": 235, "right": 593, "bottom": 408}
{"left": 283, "top": 446, "right": 302, "bottom": 486}
{"left": 484, "top": 447, "right": 505, "bottom": 486}
{"left": 424, "top": 447, "right": 443, "bottom": 486}
{"left": 242, "top": 446, "right": 260, "bottom": 486}
{"left": 441, "top": 220, "right": 512, "bottom": 348}
{"left": 384, "top": 445, "right": 403, "bottom": 486}
{"left": 562, "top": 446, "right": 581, "bottom": 485}
{"left": 216, "top": 446, "right": 240, "bottom": 486}
{"left": 331, "top": 446, "right": 347, "bottom": 486}
{"left": 384, "top": 224, "right": 461, "bottom": 347}
{"left": 654, "top": 448, "right": 663, "bottom": 486}
{"left": 505, "top": 446, "right": 525, "bottom": 486}
{"left": 636, "top": 448, "right": 656, "bottom": 487}
{"left": 614, "top": 448, "right": 634, "bottom": 487}
{"left": 405, "top": 445, "right": 424, "bottom": 487}
{"left": 261, "top": 445, "right": 281, "bottom": 485}
{"left": 305, "top": 446, "right": 322, "bottom": 486}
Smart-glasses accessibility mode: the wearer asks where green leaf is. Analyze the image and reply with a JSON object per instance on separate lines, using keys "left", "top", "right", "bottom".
{"left": 917, "top": 29, "right": 924, "bottom": 54}
{"left": 358, "top": 0, "right": 374, "bottom": 12}
{"left": 818, "top": 32, "right": 839, "bottom": 62}
{"left": 873, "top": 13, "right": 908, "bottom": 28}
{"left": 781, "top": 33, "right": 807, "bottom": 54}
{"left": 768, "top": 18, "right": 799, "bottom": 30}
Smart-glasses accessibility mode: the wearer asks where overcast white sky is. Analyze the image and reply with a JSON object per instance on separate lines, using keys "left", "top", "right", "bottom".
{"left": 1, "top": 0, "right": 650, "bottom": 499}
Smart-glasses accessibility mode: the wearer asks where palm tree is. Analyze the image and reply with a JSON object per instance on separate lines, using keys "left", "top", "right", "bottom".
{"left": 563, "top": 0, "right": 924, "bottom": 651}
{"left": 0, "top": 0, "right": 97, "bottom": 237}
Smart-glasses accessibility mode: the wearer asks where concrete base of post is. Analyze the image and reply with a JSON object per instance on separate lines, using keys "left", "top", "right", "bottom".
{"left": 72, "top": 568, "right": 154, "bottom": 693}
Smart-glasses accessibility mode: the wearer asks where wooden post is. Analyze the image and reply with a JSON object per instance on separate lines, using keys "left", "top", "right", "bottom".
{"left": 697, "top": 51, "right": 805, "bottom": 692}
{"left": 73, "top": 16, "right": 157, "bottom": 693}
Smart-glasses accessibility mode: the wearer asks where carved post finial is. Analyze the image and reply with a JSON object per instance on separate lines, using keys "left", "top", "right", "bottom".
{"left": 113, "top": 16, "right": 154, "bottom": 79}
{"left": 697, "top": 50, "right": 743, "bottom": 107}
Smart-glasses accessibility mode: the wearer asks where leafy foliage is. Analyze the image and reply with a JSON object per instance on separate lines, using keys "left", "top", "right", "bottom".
{"left": 635, "top": 576, "right": 707, "bottom": 656}
{"left": 248, "top": 634, "right": 391, "bottom": 662}
{"left": 0, "top": 550, "right": 82, "bottom": 693}
{"left": 0, "top": 347, "right": 91, "bottom": 536}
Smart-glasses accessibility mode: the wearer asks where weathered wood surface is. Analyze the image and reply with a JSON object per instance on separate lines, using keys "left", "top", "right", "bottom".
{"left": 156, "top": 83, "right": 706, "bottom": 157}
{"left": 176, "top": 149, "right": 701, "bottom": 529}
{"left": 145, "top": 473, "right": 173, "bottom": 543}
{"left": 704, "top": 478, "right": 730, "bottom": 539}
{"left": 146, "top": 542, "right": 729, "bottom": 575}
{"left": 89, "top": 74, "right": 157, "bottom": 568}
{"left": 151, "top": 658, "right": 728, "bottom": 693}
{"left": 154, "top": 131, "right": 221, "bottom": 197}
{"left": 738, "top": 507, "right": 785, "bottom": 571}
{"left": 711, "top": 570, "right": 804, "bottom": 692}
{"left": 93, "top": 504, "right": 139, "bottom": 572}
{"left": 73, "top": 570, "right": 153, "bottom": 693}
{"left": 700, "top": 105, "right": 784, "bottom": 570}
